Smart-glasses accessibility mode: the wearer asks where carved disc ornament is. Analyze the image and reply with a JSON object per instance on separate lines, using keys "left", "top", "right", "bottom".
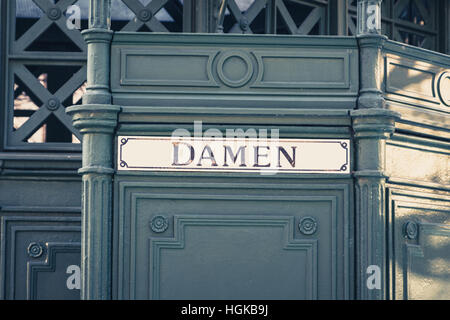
{"left": 216, "top": 51, "right": 254, "bottom": 88}
{"left": 299, "top": 217, "right": 318, "bottom": 235}
{"left": 437, "top": 71, "right": 450, "bottom": 106}
{"left": 151, "top": 215, "right": 169, "bottom": 233}
{"left": 47, "top": 7, "right": 62, "bottom": 21}
{"left": 404, "top": 221, "right": 419, "bottom": 240}
{"left": 27, "top": 242, "right": 44, "bottom": 258}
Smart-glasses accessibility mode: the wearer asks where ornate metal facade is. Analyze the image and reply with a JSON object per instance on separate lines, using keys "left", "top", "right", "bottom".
{"left": 0, "top": 0, "right": 449, "bottom": 300}
{"left": 1, "top": 0, "right": 448, "bottom": 151}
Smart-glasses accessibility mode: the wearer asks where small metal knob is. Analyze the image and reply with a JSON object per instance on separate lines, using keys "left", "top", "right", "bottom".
{"left": 138, "top": 9, "right": 153, "bottom": 22}
{"left": 47, "top": 98, "right": 60, "bottom": 111}
{"left": 47, "top": 7, "right": 62, "bottom": 20}
{"left": 239, "top": 17, "right": 249, "bottom": 32}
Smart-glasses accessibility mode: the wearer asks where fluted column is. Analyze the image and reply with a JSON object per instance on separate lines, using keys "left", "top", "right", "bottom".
{"left": 352, "top": 0, "right": 400, "bottom": 300}
{"left": 66, "top": 0, "right": 120, "bottom": 300}
{"left": 352, "top": 109, "right": 399, "bottom": 300}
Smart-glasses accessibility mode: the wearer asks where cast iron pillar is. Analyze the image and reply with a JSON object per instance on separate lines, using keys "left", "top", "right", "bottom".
{"left": 352, "top": 0, "right": 400, "bottom": 300}
{"left": 67, "top": 0, "right": 120, "bottom": 300}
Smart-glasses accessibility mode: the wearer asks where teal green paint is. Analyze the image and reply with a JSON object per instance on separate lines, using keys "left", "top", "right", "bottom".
{"left": 66, "top": 0, "right": 120, "bottom": 300}
{"left": 62, "top": 0, "right": 450, "bottom": 301}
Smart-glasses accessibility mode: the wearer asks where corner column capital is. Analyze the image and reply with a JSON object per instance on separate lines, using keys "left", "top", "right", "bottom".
{"left": 351, "top": 109, "right": 401, "bottom": 139}
{"left": 66, "top": 104, "right": 121, "bottom": 134}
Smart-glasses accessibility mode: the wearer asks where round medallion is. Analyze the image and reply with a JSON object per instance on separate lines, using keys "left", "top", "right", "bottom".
{"left": 299, "top": 217, "right": 318, "bottom": 235}
{"left": 138, "top": 9, "right": 153, "bottom": 22}
{"left": 46, "top": 98, "right": 60, "bottom": 111}
{"left": 151, "top": 215, "right": 169, "bottom": 233}
{"left": 437, "top": 71, "right": 450, "bottom": 106}
{"left": 47, "top": 7, "right": 62, "bottom": 20}
{"left": 404, "top": 221, "right": 419, "bottom": 240}
{"left": 27, "top": 242, "right": 44, "bottom": 258}
{"left": 216, "top": 51, "right": 253, "bottom": 88}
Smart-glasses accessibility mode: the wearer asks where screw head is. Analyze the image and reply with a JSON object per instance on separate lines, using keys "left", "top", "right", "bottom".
{"left": 138, "top": 9, "right": 153, "bottom": 22}
{"left": 47, "top": 7, "right": 62, "bottom": 20}
{"left": 239, "top": 17, "right": 249, "bottom": 31}
{"left": 46, "top": 98, "right": 60, "bottom": 111}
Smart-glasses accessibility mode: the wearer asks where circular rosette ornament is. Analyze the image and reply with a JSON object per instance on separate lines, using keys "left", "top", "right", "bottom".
{"left": 299, "top": 217, "right": 318, "bottom": 235}
{"left": 150, "top": 215, "right": 169, "bottom": 233}
{"left": 27, "top": 242, "right": 44, "bottom": 258}
{"left": 404, "top": 221, "right": 419, "bottom": 240}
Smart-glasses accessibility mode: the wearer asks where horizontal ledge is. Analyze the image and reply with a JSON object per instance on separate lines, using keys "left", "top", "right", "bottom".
{"left": 66, "top": 104, "right": 121, "bottom": 114}
{"left": 351, "top": 109, "right": 401, "bottom": 119}
{"left": 115, "top": 171, "right": 353, "bottom": 179}
{"left": 383, "top": 40, "right": 450, "bottom": 66}
{"left": 353, "top": 170, "right": 387, "bottom": 178}
{"left": 0, "top": 152, "right": 81, "bottom": 161}
{"left": 112, "top": 32, "right": 358, "bottom": 47}
{"left": 8, "top": 53, "right": 87, "bottom": 61}
{"left": 387, "top": 177, "right": 450, "bottom": 192}
{"left": 79, "top": 166, "right": 114, "bottom": 175}
{"left": 119, "top": 107, "right": 351, "bottom": 117}
{"left": 0, "top": 206, "right": 81, "bottom": 213}
{"left": 0, "top": 173, "right": 81, "bottom": 180}
{"left": 117, "top": 124, "right": 352, "bottom": 136}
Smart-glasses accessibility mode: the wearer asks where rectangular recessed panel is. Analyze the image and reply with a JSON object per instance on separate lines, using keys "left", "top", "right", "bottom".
{"left": 120, "top": 50, "right": 215, "bottom": 87}
{"left": 114, "top": 181, "right": 353, "bottom": 300}
{"left": 386, "top": 58, "right": 437, "bottom": 101}
{"left": 386, "top": 141, "right": 449, "bottom": 186}
{"left": 151, "top": 216, "right": 316, "bottom": 300}
{"left": 253, "top": 53, "right": 348, "bottom": 88}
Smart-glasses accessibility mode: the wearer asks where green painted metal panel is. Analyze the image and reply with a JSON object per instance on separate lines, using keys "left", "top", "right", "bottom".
{"left": 113, "top": 176, "right": 353, "bottom": 300}
{"left": 0, "top": 0, "right": 449, "bottom": 302}
{"left": 110, "top": 33, "right": 359, "bottom": 110}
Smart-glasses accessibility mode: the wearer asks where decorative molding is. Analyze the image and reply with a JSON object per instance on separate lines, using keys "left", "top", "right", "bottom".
{"left": 118, "top": 48, "right": 354, "bottom": 92}
{"left": 150, "top": 216, "right": 169, "bottom": 233}
{"left": 0, "top": 216, "right": 81, "bottom": 300}
{"left": 149, "top": 215, "right": 318, "bottom": 300}
{"left": 117, "top": 107, "right": 353, "bottom": 127}
{"left": 110, "top": 34, "right": 358, "bottom": 109}
{"left": 403, "top": 221, "right": 419, "bottom": 240}
{"left": 386, "top": 136, "right": 449, "bottom": 188}
{"left": 119, "top": 49, "right": 218, "bottom": 87}
{"left": 80, "top": 175, "right": 113, "bottom": 299}
{"left": 216, "top": 50, "right": 254, "bottom": 88}
{"left": 66, "top": 104, "right": 121, "bottom": 135}
{"left": 115, "top": 181, "right": 351, "bottom": 300}
{"left": 356, "top": 33, "right": 388, "bottom": 110}
{"left": 382, "top": 47, "right": 450, "bottom": 114}
{"left": 355, "top": 179, "right": 386, "bottom": 300}
{"left": 351, "top": 107, "right": 400, "bottom": 300}
{"left": 351, "top": 108, "right": 400, "bottom": 139}
{"left": 27, "top": 242, "right": 81, "bottom": 300}
{"left": 437, "top": 71, "right": 450, "bottom": 107}
{"left": 403, "top": 223, "right": 450, "bottom": 300}
{"left": 251, "top": 51, "right": 351, "bottom": 89}
{"left": 27, "top": 243, "right": 44, "bottom": 259}
{"left": 388, "top": 194, "right": 450, "bottom": 300}
{"left": 384, "top": 55, "right": 444, "bottom": 107}
{"left": 299, "top": 217, "right": 318, "bottom": 235}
